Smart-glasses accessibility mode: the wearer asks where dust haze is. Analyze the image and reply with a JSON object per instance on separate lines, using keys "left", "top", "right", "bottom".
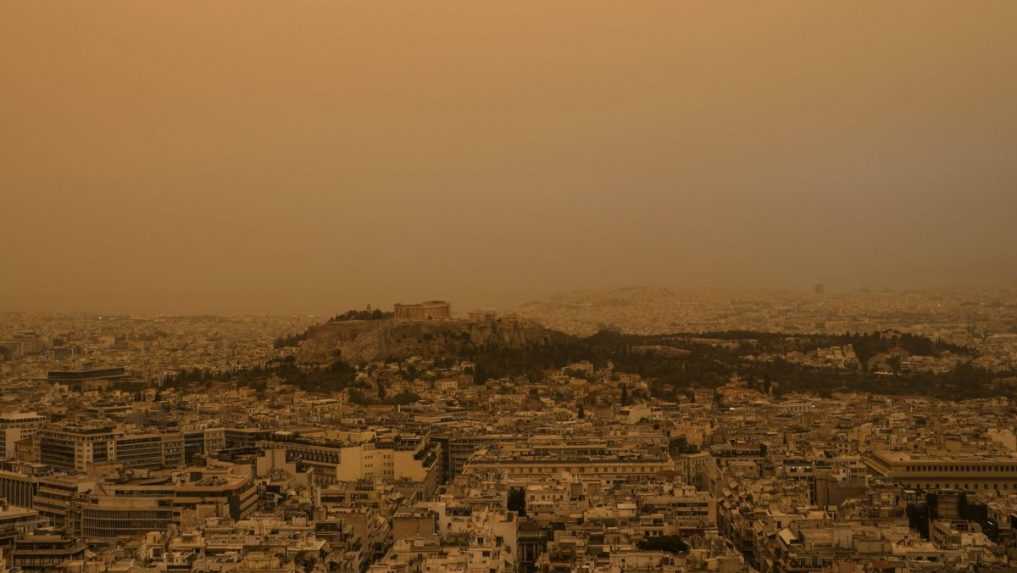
{"left": 2, "top": 1, "right": 1015, "bottom": 314}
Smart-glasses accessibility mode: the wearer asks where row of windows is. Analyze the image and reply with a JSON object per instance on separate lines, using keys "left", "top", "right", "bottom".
{"left": 903, "top": 464, "right": 1017, "bottom": 473}
{"left": 15, "top": 557, "right": 83, "bottom": 567}
{"left": 903, "top": 481, "right": 1017, "bottom": 491}
{"left": 509, "top": 465, "right": 662, "bottom": 474}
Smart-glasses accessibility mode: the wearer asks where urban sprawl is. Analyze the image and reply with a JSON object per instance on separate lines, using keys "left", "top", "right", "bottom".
{"left": 3, "top": 288, "right": 1017, "bottom": 573}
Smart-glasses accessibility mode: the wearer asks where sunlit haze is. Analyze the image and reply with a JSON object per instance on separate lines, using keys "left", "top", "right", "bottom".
{"left": 3, "top": 1, "right": 1015, "bottom": 314}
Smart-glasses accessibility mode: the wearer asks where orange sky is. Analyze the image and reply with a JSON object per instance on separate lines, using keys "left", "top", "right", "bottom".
{"left": 2, "top": 2, "right": 1015, "bottom": 313}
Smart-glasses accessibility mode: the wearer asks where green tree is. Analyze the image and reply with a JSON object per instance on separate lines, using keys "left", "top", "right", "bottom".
{"left": 637, "top": 535, "right": 688, "bottom": 554}
{"left": 507, "top": 487, "right": 527, "bottom": 516}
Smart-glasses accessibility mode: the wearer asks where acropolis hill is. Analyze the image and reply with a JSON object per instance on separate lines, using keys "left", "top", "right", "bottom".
{"left": 296, "top": 302, "right": 561, "bottom": 364}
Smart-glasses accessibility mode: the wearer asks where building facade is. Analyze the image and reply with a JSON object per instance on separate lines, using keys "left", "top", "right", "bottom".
{"left": 865, "top": 449, "right": 1017, "bottom": 493}
{"left": 0, "top": 413, "right": 46, "bottom": 461}
{"left": 38, "top": 424, "right": 116, "bottom": 472}
{"left": 393, "top": 301, "right": 451, "bottom": 321}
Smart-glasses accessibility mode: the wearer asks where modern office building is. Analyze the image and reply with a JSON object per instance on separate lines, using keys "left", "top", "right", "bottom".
{"left": 46, "top": 367, "right": 133, "bottom": 392}
{"left": 184, "top": 429, "right": 227, "bottom": 464}
{"left": 79, "top": 497, "right": 176, "bottom": 541}
{"left": 0, "top": 501, "right": 45, "bottom": 554}
{"left": 257, "top": 433, "right": 343, "bottom": 485}
{"left": 865, "top": 449, "right": 1017, "bottom": 493}
{"left": 12, "top": 535, "right": 86, "bottom": 572}
{"left": 433, "top": 432, "right": 514, "bottom": 482}
{"left": 463, "top": 440, "right": 673, "bottom": 481}
{"left": 336, "top": 437, "right": 442, "bottom": 498}
{"left": 33, "top": 476, "right": 93, "bottom": 531}
{"left": 102, "top": 469, "right": 259, "bottom": 521}
{"left": 0, "top": 471, "right": 38, "bottom": 508}
{"left": 113, "top": 433, "right": 185, "bottom": 470}
{"left": 38, "top": 423, "right": 116, "bottom": 472}
{"left": 258, "top": 432, "right": 441, "bottom": 495}
{"left": 0, "top": 413, "right": 46, "bottom": 461}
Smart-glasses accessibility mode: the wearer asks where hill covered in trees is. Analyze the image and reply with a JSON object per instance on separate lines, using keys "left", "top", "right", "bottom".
{"left": 295, "top": 316, "right": 565, "bottom": 364}
{"left": 467, "top": 329, "right": 1004, "bottom": 402}
{"left": 164, "top": 356, "right": 357, "bottom": 395}
{"left": 201, "top": 320, "right": 1009, "bottom": 403}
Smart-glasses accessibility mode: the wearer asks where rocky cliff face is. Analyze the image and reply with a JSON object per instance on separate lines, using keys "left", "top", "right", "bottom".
{"left": 296, "top": 318, "right": 563, "bottom": 364}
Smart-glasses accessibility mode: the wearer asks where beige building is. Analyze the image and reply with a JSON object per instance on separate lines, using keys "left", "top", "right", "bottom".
{"left": 112, "top": 433, "right": 185, "bottom": 470}
{"left": 865, "top": 449, "right": 1017, "bottom": 493}
{"left": 38, "top": 423, "right": 116, "bottom": 472}
{"left": 258, "top": 432, "right": 442, "bottom": 495}
{"left": 102, "top": 469, "right": 258, "bottom": 521}
{"left": 0, "top": 413, "right": 46, "bottom": 461}
{"left": 79, "top": 497, "right": 176, "bottom": 541}
{"left": 257, "top": 434, "right": 343, "bottom": 485}
{"left": 464, "top": 441, "right": 673, "bottom": 481}
{"left": 338, "top": 439, "right": 442, "bottom": 498}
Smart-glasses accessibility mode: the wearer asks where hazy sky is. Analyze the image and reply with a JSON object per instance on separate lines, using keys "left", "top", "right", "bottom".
{"left": 2, "top": 2, "right": 1015, "bottom": 314}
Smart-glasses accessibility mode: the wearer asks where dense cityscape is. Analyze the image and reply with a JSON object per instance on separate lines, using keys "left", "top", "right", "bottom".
{"left": 4, "top": 2, "right": 1015, "bottom": 571}
{"left": 2, "top": 289, "right": 1017, "bottom": 572}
